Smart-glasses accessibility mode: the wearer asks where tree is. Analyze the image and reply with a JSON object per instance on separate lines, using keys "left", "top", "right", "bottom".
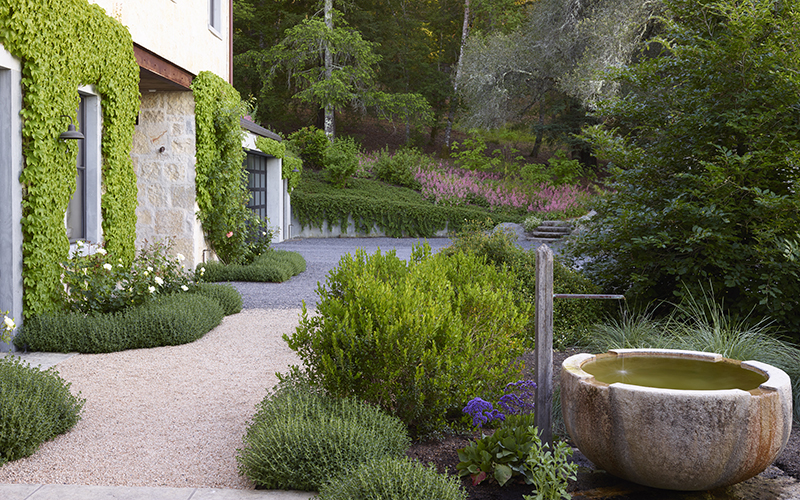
{"left": 568, "top": 0, "right": 800, "bottom": 332}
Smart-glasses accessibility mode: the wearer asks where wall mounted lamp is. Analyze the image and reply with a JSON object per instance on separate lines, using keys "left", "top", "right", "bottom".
{"left": 59, "top": 115, "right": 85, "bottom": 141}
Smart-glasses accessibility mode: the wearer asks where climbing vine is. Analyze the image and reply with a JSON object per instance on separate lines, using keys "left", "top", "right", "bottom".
{"left": 192, "top": 71, "right": 255, "bottom": 264}
{"left": 0, "top": 0, "right": 140, "bottom": 315}
{"left": 254, "top": 136, "right": 303, "bottom": 192}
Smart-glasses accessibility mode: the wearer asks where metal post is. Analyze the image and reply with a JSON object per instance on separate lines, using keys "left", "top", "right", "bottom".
{"left": 535, "top": 244, "right": 554, "bottom": 448}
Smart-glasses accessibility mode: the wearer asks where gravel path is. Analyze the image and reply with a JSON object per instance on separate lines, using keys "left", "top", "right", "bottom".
{"left": 0, "top": 234, "right": 554, "bottom": 489}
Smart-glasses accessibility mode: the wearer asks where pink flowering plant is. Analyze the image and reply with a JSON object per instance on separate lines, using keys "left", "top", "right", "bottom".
{"left": 59, "top": 240, "right": 196, "bottom": 315}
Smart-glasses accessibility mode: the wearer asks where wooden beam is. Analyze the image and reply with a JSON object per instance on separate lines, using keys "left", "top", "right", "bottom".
{"left": 133, "top": 44, "right": 193, "bottom": 90}
{"left": 535, "top": 244, "right": 554, "bottom": 449}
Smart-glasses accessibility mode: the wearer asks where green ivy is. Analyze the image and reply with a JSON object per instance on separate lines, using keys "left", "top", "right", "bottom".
{"left": 255, "top": 136, "right": 302, "bottom": 192}
{"left": 192, "top": 71, "right": 254, "bottom": 264}
{"left": 0, "top": 0, "right": 140, "bottom": 316}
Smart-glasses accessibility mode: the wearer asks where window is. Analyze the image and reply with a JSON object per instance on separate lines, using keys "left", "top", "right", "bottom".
{"left": 209, "top": 0, "right": 221, "bottom": 35}
{"left": 244, "top": 149, "right": 268, "bottom": 219}
{"left": 66, "top": 87, "right": 101, "bottom": 246}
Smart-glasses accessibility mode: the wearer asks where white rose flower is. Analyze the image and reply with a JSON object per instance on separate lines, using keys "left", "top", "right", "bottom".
{"left": 148, "top": 286, "right": 156, "bottom": 293}
{"left": 177, "top": 253, "right": 185, "bottom": 261}
{"left": 76, "top": 240, "right": 84, "bottom": 248}
{"left": 3, "top": 316, "right": 15, "bottom": 331}
{"left": 154, "top": 276, "right": 164, "bottom": 286}
{"left": 147, "top": 266, "right": 153, "bottom": 272}
{"left": 97, "top": 248, "right": 107, "bottom": 255}
{"left": 143, "top": 270, "right": 149, "bottom": 276}
{"left": 181, "top": 285, "right": 189, "bottom": 291}
{"left": 103, "top": 263, "right": 113, "bottom": 271}
{"left": 200, "top": 267, "right": 205, "bottom": 275}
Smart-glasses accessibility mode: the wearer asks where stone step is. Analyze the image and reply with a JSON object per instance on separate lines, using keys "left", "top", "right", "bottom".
{"left": 534, "top": 226, "right": 572, "bottom": 234}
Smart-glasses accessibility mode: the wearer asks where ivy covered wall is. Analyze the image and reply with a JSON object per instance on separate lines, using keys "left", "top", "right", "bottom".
{"left": 0, "top": 0, "right": 140, "bottom": 315}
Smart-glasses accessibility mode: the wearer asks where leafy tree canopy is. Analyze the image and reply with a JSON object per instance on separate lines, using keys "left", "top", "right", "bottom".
{"left": 568, "top": 0, "right": 800, "bottom": 333}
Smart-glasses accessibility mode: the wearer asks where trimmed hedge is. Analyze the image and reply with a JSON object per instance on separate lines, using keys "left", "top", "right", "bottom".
{"left": 199, "top": 250, "right": 306, "bottom": 283}
{"left": 0, "top": 356, "right": 85, "bottom": 465}
{"left": 237, "top": 376, "right": 410, "bottom": 491}
{"left": 191, "top": 283, "right": 243, "bottom": 316}
{"left": 317, "top": 456, "right": 467, "bottom": 500}
{"left": 15, "top": 292, "right": 225, "bottom": 353}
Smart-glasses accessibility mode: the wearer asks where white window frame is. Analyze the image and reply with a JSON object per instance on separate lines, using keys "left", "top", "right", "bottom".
{"left": 208, "top": 0, "right": 222, "bottom": 38}
{"left": 68, "top": 86, "right": 103, "bottom": 254}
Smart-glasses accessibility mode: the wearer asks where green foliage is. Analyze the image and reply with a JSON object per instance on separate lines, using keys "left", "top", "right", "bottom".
{"left": 287, "top": 126, "right": 329, "bottom": 170}
{"left": 254, "top": 136, "right": 303, "bottom": 192}
{"left": 0, "top": 0, "right": 140, "bottom": 315}
{"left": 522, "top": 434, "right": 577, "bottom": 500}
{"left": 522, "top": 215, "right": 544, "bottom": 232}
{"left": 193, "top": 71, "right": 264, "bottom": 265}
{"left": 198, "top": 249, "right": 306, "bottom": 283}
{"left": 324, "top": 136, "right": 361, "bottom": 188}
{"left": 236, "top": 374, "right": 410, "bottom": 491}
{"left": 547, "top": 150, "right": 587, "bottom": 186}
{"left": 283, "top": 244, "right": 528, "bottom": 437}
{"left": 446, "top": 224, "right": 606, "bottom": 348}
{"left": 0, "top": 356, "right": 85, "bottom": 465}
{"left": 457, "top": 424, "right": 539, "bottom": 486}
{"left": 59, "top": 241, "right": 195, "bottom": 315}
{"left": 570, "top": 0, "right": 800, "bottom": 332}
{"left": 317, "top": 456, "right": 467, "bottom": 500}
{"left": 15, "top": 292, "right": 224, "bottom": 354}
{"left": 293, "top": 171, "right": 518, "bottom": 238}
{"left": 452, "top": 136, "right": 507, "bottom": 172}
{"left": 190, "top": 283, "right": 243, "bottom": 316}
{"left": 371, "top": 147, "right": 425, "bottom": 189}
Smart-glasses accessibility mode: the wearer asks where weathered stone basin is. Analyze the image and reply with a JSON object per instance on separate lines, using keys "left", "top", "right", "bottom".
{"left": 561, "top": 349, "right": 792, "bottom": 491}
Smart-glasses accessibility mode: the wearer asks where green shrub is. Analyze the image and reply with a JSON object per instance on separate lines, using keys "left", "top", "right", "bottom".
{"left": 372, "top": 147, "right": 425, "bottom": 189}
{"left": 192, "top": 283, "right": 242, "bottom": 316}
{"left": 284, "top": 244, "right": 528, "bottom": 437}
{"left": 446, "top": 224, "right": 606, "bottom": 348}
{"left": 0, "top": 356, "right": 85, "bottom": 465}
{"left": 287, "top": 126, "right": 329, "bottom": 170}
{"left": 522, "top": 215, "right": 544, "bottom": 232}
{"left": 15, "top": 292, "right": 224, "bottom": 353}
{"left": 318, "top": 456, "right": 467, "bottom": 500}
{"left": 522, "top": 433, "right": 578, "bottom": 500}
{"left": 198, "top": 250, "right": 306, "bottom": 283}
{"left": 236, "top": 375, "right": 410, "bottom": 491}
{"left": 324, "top": 136, "right": 361, "bottom": 188}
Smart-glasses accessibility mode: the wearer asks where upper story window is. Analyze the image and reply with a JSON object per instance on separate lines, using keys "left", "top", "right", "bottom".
{"left": 209, "top": 0, "right": 222, "bottom": 36}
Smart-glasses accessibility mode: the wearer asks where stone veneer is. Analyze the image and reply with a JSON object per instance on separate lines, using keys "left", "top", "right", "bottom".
{"left": 132, "top": 91, "right": 205, "bottom": 268}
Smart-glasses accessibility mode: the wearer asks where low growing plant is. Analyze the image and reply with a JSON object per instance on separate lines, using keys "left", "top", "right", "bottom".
{"left": 0, "top": 356, "right": 85, "bottom": 465}
{"left": 522, "top": 215, "right": 544, "bottom": 232}
{"left": 523, "top": 433, "right": 577, "bottom": 500}
{"left": 317, "top": 456, "right": 467, "bottom": 500}
{"left": 199, "top": 250, "right": 306, "bottom": 283}
{"left": 16, "top": 292, "right": 225, "bottom": 353}
{"left": 236, "top": 374, "right": 410, "bottom": 491}
{"left": 284, "top": 244, "right": 528, "bottom": 437}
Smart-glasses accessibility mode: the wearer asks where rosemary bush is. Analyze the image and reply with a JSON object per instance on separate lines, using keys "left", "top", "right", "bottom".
{"left": 317, "top": 456, "right": 467, "bottom": 500}
{"left": 0, "top": 356, "right": 84, "bottom": 465}
{"left": 199, "top": 250, "right": 306, "bottom": 283}
{"left": 236, "top": 375, "right": 410, "bottom": 491}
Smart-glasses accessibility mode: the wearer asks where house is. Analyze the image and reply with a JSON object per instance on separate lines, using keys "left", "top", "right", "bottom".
{"left": 0, "top": 0, "right": 289, "bottom": 350}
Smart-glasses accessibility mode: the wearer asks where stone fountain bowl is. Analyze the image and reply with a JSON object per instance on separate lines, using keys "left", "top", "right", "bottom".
{"left": 560, "top": 348, "right": 792, "bottom": 491}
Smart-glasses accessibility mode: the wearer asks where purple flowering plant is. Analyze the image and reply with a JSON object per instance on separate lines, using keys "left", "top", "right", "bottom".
{"left": 463, "top": 379, "right": 536, "bottom": 429}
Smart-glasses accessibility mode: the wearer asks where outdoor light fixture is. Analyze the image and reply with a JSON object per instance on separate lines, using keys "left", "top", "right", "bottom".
{"left": 59, "top": 115, "right": 85, "bottom": 141}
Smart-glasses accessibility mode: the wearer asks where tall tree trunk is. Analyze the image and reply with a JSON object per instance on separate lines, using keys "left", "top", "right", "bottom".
{"left": 444, "top": 0, "right": 470, "bottom": 148}
{"left": 324, "top": 0, "right": 335, "bottom": 141}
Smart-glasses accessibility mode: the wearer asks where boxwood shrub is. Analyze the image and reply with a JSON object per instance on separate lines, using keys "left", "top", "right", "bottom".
{"left": 199, "top": 250, "right": 306, "bottom": 283}
{"left": 0, "top": 356, "right": 85, "bottom": 465}
{"left": 236, "top": 376, "right": 410, "bottom": 491}
{"left": 15, "top": 292, "right": 225, "bottom": 353}
{"left": 284, "top": 243, "right": 528, "bottom": 437}
{"left": 317, "top": 456, "right": 467, "bottom": 500}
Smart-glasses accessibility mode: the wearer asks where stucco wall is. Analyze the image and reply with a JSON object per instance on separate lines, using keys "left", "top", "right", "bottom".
{"left": 89, "top": 0, "right": 229, "bottom": 80}
{"left": 132, "top": 91, "right": 206, "bottom": 268}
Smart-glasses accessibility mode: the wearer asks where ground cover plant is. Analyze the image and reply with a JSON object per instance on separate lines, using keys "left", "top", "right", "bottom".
{"left": 284, "top": 243, "right": 529, "bottom": 437}
{"left": 0, "top": 356, "right": 84, "bottom": 465}
{"left": 237, "top": 374, "right": 410, "bottom": 491}
{"left": 199, "top": 250, "right": 306, "bottom": 283}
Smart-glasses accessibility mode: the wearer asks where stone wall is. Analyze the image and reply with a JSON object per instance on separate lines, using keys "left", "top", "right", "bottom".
{"left": 132, "top": 91, "right": 205, "bottom": 268}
